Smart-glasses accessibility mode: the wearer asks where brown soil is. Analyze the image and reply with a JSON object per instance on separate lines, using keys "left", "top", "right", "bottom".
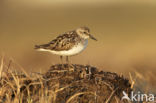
{"left": 0, "top": 64, "right": 132, "bottom": 103}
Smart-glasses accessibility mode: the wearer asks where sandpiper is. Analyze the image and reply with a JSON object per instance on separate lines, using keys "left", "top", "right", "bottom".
{"left": 35, "top": 27, "right": 97, "bottom": 63}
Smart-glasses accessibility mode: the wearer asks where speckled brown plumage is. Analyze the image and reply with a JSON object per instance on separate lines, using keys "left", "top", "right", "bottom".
{"left": 35, "top": 30, "right": 81, "bottom": 51}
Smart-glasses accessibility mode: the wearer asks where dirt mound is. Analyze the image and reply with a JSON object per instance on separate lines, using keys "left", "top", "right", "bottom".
{"left": 0, "top": 64, "right": 131, "bottom": 103}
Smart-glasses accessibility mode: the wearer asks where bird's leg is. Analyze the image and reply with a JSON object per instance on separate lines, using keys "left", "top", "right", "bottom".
{"left": 66, "top": 56, "right": 69, "bottom": 64}
{"left": 66, "top": 56, "right": 74, "bottom": 71}
{"left": 60, "top": 56, "right": 64, "bottom": 67}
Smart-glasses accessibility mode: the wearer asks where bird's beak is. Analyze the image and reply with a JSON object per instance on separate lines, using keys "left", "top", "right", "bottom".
{"left": 89, "top": 34, "right": 97, "bottom": 41}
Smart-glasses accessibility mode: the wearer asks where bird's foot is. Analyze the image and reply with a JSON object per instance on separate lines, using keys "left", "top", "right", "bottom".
{"left": 66, "top": 63, "right": 75, "bottom": 71}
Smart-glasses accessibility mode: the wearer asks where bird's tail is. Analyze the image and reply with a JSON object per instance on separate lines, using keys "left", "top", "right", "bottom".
{"left": 34, "top": 45, "right": 41, "bottom": 49}
{"left": 35, "top": 44, "right": 50, "bottom": 49}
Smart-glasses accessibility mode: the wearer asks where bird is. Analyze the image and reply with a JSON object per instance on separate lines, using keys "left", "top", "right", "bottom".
{"left": 35, "top": 27, "right": 97, "bottom": 64}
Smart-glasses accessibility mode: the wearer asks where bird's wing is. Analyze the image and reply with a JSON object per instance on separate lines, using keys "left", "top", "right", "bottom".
{"left": 35, "top": 31, "right": 80, "bottom": 51}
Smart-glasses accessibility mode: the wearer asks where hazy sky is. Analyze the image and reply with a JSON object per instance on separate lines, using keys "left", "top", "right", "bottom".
{"left": 0, "top": 0, "right": 156, "bottom": 74}
{"left": 2, "top": 0, "right": 156, "bottom": 6}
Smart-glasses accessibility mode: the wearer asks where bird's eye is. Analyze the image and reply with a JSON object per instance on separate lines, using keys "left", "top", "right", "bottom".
{"left": 83, "top": 32, "right": 87, "bottom": 34}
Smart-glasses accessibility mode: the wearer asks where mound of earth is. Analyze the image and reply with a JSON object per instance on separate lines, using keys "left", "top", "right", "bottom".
{"left": 0, "top": 64, "right": 132, "bottom": 103}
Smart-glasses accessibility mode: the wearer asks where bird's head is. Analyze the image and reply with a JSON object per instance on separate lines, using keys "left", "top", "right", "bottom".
{"left": 76, "top": 27, "right": 97, "bottom": 41}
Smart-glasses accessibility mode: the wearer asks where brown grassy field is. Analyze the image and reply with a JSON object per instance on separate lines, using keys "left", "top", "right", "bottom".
{"left": 0, "top": 62, "right": 132, "bottom": 103}
{"left": 0, "top": 0, "right": 156, "bottom": 102}
{"left": 0, "top": 57, "right": 155, "bottom": 103}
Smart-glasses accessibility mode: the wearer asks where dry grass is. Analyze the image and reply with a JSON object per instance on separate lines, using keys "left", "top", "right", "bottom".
{"left": 0, "top": 56, "right": 155, "bottom": 103}
{"left": 0, "top": 57, "right": 133, "bottom": 103}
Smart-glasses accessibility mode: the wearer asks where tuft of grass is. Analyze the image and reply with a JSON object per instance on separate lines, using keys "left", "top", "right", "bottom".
{"left": 0, "top": 55, "right": 4, "bottom": 79}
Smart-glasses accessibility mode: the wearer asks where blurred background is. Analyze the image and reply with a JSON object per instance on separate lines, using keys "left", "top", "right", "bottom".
{"left": 0, "top": 0, "right": 156, "bottom": 92}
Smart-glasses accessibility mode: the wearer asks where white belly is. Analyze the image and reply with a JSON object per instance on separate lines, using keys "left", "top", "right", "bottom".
{"left": 38, "top": 40, "right": 88, "bottom": 56}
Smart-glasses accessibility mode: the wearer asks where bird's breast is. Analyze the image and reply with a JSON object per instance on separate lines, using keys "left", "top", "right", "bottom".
{"left": 63, "top": 39, "right": 88, "bottom": 56}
